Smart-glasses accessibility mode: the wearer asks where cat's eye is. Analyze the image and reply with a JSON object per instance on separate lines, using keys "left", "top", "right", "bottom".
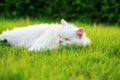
{"left": 64, "top": 38, "right": 70, "bottom": 41}
{"left": 59, "top": 35, "right": 70, "bottom": 41}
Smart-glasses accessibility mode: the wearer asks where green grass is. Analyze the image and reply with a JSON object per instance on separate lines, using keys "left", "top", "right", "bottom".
{"left": 0, "top": 18, "right": 120, "bottom": 80}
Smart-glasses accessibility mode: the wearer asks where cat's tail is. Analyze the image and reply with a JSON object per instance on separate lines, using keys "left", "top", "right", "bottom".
{"left": 0, "top": 33, "right": 8, "bottom": 46}
{"left": 0, "top": 34, "right": 4, "bottom": 41}
{"left": 0, "top": 32, "right": 6, "bottom": 41}
{"left": 0, "top": 30, "right": 9, "bottom": 41}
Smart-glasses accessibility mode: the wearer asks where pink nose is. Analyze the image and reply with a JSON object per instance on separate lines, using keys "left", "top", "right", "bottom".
{"left": 77, "top": 28, "right": 84, "bottom": 38}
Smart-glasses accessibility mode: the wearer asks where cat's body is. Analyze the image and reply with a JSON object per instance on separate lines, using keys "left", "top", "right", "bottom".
{"left": 0, "top": 19, "right": 90, "bottom": 51}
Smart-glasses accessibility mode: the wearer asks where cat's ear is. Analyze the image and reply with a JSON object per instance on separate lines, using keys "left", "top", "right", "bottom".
{"left": 77, "top": 28, "right": 84, "bottom": 38}
{"left": 61, "top": 19, "right": 68, "bottom": 26}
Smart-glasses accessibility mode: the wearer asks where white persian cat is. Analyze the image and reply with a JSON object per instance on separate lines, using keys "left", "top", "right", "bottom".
{"left": 0, "top": 19, "right": 90, "bottom": 51}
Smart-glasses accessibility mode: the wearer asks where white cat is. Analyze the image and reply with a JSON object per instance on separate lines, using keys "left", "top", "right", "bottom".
{"left": 0, "top": 19, "right": 90, "bottom": 51}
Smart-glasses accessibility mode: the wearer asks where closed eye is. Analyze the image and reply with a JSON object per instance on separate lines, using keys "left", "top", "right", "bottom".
{"left": 64, "top": 38, "right": 70, "bottom": 41}
{"left": 59, "top": 35, "right": 70, "bottom": 41}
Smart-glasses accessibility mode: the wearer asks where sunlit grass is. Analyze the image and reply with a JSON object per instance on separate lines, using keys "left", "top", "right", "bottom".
{"left": 0, "top": 18, "right": 120, "bottom": 80}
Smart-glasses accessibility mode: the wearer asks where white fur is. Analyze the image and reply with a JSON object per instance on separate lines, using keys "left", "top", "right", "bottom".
{"left": 0, "top": 19, "right": 90, "bottom": 51}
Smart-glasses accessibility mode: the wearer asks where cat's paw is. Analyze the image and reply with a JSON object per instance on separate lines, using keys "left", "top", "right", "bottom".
{"left": 29, "top": 47, "right": 37, "bottom": 51}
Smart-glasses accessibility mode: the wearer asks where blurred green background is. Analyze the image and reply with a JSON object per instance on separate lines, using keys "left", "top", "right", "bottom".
{"left": 0, "top": 1, "right": 120, "bottom": 80}
{"left": 0, "top": 0, "right": 120, "bottom": 24}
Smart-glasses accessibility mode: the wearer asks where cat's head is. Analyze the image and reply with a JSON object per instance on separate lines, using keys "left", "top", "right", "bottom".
{"left": 59, "top": 19, "right": 90, "bottom": 46}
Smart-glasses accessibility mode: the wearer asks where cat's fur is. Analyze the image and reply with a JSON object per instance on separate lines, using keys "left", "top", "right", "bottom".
{"left": 0, "top": 19, "right": 90, "bottom": 51}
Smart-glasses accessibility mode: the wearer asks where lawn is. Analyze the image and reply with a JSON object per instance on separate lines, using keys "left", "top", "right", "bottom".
{"left": 0, "top": 18, "right": 120, "bottom": 80}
